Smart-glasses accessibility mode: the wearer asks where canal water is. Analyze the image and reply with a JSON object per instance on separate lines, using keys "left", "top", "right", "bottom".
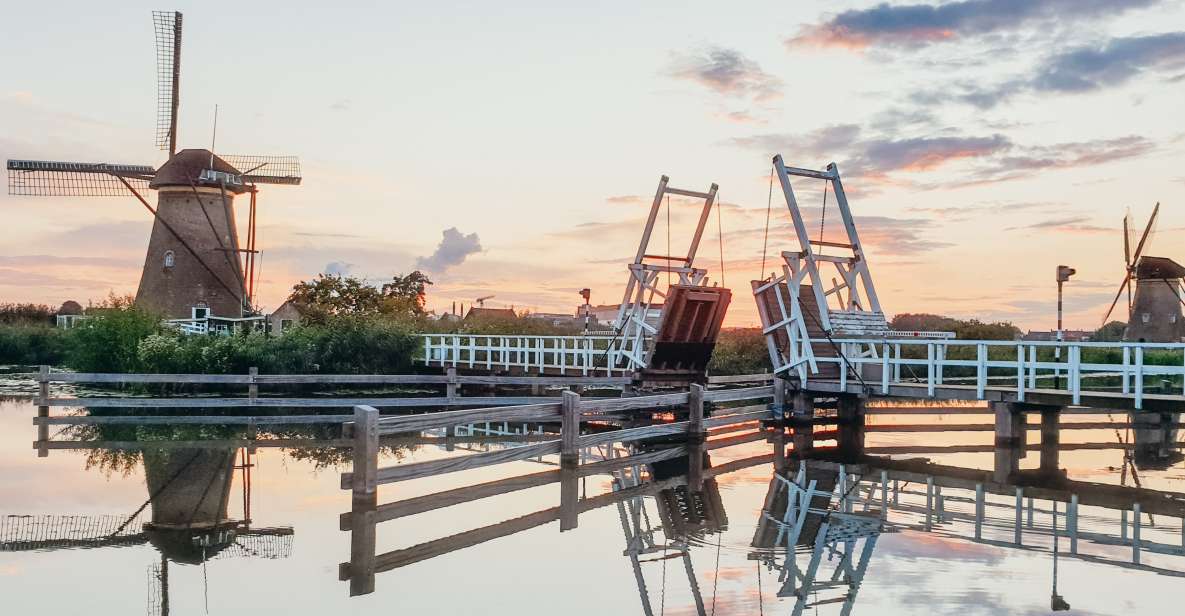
{"left": 1, "top": 389, "right": 1183, "bottom": 615}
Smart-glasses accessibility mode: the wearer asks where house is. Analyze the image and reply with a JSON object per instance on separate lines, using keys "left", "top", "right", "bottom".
{"left": 268, "top": 300, "right": 306, "bottom": 334}
{"left": 464, "top": 307, "right": 518, "bottom": 320}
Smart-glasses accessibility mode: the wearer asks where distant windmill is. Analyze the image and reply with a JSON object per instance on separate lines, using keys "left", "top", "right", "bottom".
{"left": 1101, "top": 203, "right": 1185, "bottom": 342}
{"left": 5, "top": 11, "right": 301, "bottom": 324}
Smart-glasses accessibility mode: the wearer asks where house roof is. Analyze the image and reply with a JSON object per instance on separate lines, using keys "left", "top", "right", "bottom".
{"left": 1136, "top": 256, "right": 1185, "bottom": 279}
{"left": 464, "top": 307, "right": 517, "bottom": 320}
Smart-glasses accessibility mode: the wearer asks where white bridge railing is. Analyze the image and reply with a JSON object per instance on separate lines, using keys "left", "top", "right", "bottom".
{"left": 419, "top": 334, "right": 633, "bottom": 376}
{"left": 817, "top": 338, "right": 1185, "bottom": 409}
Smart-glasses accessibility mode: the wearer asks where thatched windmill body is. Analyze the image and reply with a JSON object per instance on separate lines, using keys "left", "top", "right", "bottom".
{"left": 1102, "top": 204, "right": 1185, "bottom": 342}
{"left": 6, "top": 12, "right": 301, "bottom": 325}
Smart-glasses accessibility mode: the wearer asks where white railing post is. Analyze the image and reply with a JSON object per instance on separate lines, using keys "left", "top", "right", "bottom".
{"left": 936, "top": 343, "right": 945, "bottom": 385}
{"left": 926, "top": 343, "right": 936, "bottom": 396}
{"left": 1135, "top": 347, "right": 1144, "bottom": 409}
{"left": 1122, "top": 346, "right": 1131, "bottom": 394}
{"left": 976, "top": 343, "right": 987, "bottom": 399}
{"left": 839, "top": 343, "right": 848, "bottom": 391}
{"left": 1070, "top": 345, "right": 1081, "bottom": 405}
{"left": 974, "top": 483, "right": 984, "bottom": 540}
{"left": 1015, "top": 487, "right": 1024, "bottom": 545}
{"left": 1069, "top": 494, "right": 1079, "bottom": 554}
{"left": 893, "top": 343, "right": 901, "bottom": 382}
{"left": 1132, "top": 503, "right": 1142, "bottom": 564}
{"left": 881, "top": 342, "right": 889, "bottom": 394}
{"left": 1016, "top": 344, "right": 1025, "bottom": 402}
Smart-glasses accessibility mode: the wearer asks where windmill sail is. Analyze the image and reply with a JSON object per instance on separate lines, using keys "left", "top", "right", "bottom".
{"left": 153, "top": 11, "right": 182, "bottom": 155}
{"left": 1102, "top": 203, "right": 1161, "bottom": 324}
{"left": 6, "top": 160, "right": 155, "bottom": 196}
{"left": 220, "top": 155, "right": 302, "bottom": 185}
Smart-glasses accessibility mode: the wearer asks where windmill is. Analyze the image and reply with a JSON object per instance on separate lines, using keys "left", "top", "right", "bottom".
{"left": 5, "top": 11, "right": 301, "bottom": 328}
{"left": 1101, "top": 203, "right": 1185, "bottom": 342}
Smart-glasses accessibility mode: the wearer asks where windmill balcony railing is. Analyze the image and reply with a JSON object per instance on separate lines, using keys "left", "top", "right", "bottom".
{"left": 419, "top": 334, "right": 636, "bottom": 375}
{"left": 813, "top": 338, "right": 1185, "bottom": 408}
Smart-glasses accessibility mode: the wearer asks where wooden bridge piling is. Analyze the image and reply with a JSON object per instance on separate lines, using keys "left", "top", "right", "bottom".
{"left": 348, "top": 405, "right": 379, "bottom": 596}
{"left": 36, "top": 365, "right": 49, "bottom": 458}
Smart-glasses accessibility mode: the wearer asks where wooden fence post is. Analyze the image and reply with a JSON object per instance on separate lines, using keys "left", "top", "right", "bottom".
{"left": 772, "top": 378, "right": 785, "bottom": 418}
{"left": 561, "top": 390, "right": 581, "bottom": 465}
{"left": 446, "top": 366, "right": 458, "bottom": 400}
{"left": 559, "top": 462, "right": 579, "bottom": 531}
{"left": 37, "top": 365, "right": 49, "bottom": 458}
{"left": 348, "top": 405, "right": 379, "bottom": 596}
{"left": 248, "top": 366, "right": 259, "bottom": 401}
{"left": 689, "top": 384, "right": 706, "bottom": 437}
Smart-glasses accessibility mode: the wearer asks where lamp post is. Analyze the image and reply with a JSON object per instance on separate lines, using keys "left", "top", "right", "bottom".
{"left": 1055, "top": 265, "right": 1076, "bottom": 389}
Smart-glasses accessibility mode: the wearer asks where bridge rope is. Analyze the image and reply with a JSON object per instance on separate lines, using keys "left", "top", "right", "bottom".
{"left": 760, "top": 165, "right": 774, "bottom": 281}
{"left": 716, "top": 189, "right": 726, "bottom": 287}
{"left": 817, "top": 180, "right": 829, "bottom": 256}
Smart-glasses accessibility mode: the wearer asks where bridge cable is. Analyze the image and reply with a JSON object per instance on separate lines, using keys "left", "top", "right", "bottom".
{"left": 716, "top": 190, "right": 726, "bottom": 287}
{"left": 666, "top": 194, "right": 672, "bottom": 289}
{"left": 710, "top": 529, "right": 721, "bottom": 615}
{"left": 799, "top": 305, "right": 869, "bottom": 393}
{"left": 760, "top": 166, "right": 774, "bottom": 281}
{"left": 817, "top": 181, "right": 829, "bottom": 256}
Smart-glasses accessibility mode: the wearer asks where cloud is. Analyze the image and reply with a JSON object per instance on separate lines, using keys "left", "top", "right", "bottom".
{"left": 323, "top": 261, "right": 354, "bottom": 276}
{"left": 1004, "top": 215, "right": 1112, "bottom": 234}
{"left": 669, "top": 46, "right": 783, "bottom": 102}
{"left": 788, "top": 0, "right": 1158, "bottom": 49}
{"left": 1033, "top": 31, "right": 1185, "bottom": 93}
{"left": 907, "top": 200, "right": 1062, "bottom": 221}
{"left": 731, "top": 124, "right": 1154, "bottom": 188}
{"left": 730, "top": 124, "right": 1009, "bottom": 184}
{"left": 0, "top": 254, "right": 137, "bottom": 268}
{"left": 920, "top": 32, "right": 1185, "bottom": 108}
{"left": 414, "top": 227, "right": 482, "bottom": 273}
{"left": 329, "top": 99, "right": 351, "bottom": 111}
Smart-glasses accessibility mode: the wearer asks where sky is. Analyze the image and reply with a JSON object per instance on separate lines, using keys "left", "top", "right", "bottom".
{"left": 1, "top": 0, "right": 1183, "bottom": 330}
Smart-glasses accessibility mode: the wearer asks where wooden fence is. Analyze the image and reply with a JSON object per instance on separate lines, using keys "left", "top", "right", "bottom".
{"left": 339, "top": 383, "right": 775, "bottom": 595}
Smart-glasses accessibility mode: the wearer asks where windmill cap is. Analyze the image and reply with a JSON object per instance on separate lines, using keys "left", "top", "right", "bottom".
{"left": 1136, "top": 256, "right": 1185, "bottom": 279}
{"left": 150, "top": 149, "right": 246, "bottom": 192}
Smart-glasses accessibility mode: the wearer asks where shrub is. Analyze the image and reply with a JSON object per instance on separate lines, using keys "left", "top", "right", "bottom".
{"left": 708, "top": 328, "right": 770, "bottom": 375}
{"left": 0, "top": 324, "right": 69, "bottom": 366}
{"left": 65, "top": 303, "right": 163, "bottom": 373}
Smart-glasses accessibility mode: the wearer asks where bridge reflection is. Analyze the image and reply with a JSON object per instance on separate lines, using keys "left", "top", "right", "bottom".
{"left": 338, "top": 411, "right": 1185, "bottom": 613}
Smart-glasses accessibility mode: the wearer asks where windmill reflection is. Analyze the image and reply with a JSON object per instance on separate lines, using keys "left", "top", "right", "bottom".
{"left": 3, "top": 445, "right": 293, "bottom": 616}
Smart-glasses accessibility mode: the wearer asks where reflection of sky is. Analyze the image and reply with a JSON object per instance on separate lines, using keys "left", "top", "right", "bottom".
{"left": 2, "top": 397, "right": 1184, "bottom": 614}
{"left": 3, "top": 1, "right": 1185, "bottom": 330}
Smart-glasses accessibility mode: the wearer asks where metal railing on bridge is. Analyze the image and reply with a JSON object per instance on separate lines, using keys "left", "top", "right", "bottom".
{"left": 419, "top": 334, "right": 638, "bottom": 375}
{"left": 809, "top": 338, "right": 1185, "bottom": 410}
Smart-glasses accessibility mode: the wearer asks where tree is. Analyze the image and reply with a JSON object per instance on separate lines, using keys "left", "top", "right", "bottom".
{"left": 287, "top": 271, "right": 433, "bottom": 322}
{"left": 381, "top": 271, "right": 433, "bottom": 315}
{"left": 288, "top": 274, "right": 385, "bottom": 322}
{"left": 890, "top": 312, "right": 1020, "bottom": 340}
{"left": 1092, "top": 320, "right": 1127, "bottom": 342}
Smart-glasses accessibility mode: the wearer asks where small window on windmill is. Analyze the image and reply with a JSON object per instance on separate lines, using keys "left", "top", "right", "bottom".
{"left": 192, "top": 305, "right": 209, "bottom": 320}
{"left": 1142, "top": 313, "right": 1151, "bottom": 324}
{"left": 163, "top": 250, "right": 175, "bottom": 268}
{"left": 1171, "top": 314, "right": 1178, "bottom": 323}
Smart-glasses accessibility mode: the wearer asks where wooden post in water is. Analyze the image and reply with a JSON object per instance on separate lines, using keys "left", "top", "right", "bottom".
{"left": 1132, "top": 503, "right": 1142, "bottom": 564}
{"left": 348, "top": 405, "right": 379, "bottom": 596}
{"left": 836, "top": 395, "right": 866, "bottom": 457}
{"left": 772, "top": 377, "right": 786, "bottom": 418}
{"left": 560, "top": 391, "right": 581, "bottom": 465}
{"left": 791, "top": 391, "right": 815, "bottom": 455}
{"left": 1014, "top": 487, "right": 1024, "bottom": 545}
{"left": 36, "top": 365, "right": 49, "bottom": 458}
{"left": 1039, "top": 407, "right": 1061, "bottom": 475}
{"left": 974, "top": 483, "right": 985, "bottom": 540}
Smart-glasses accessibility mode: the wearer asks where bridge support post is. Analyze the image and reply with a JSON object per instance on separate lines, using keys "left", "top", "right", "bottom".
{"left": 559, "top": 390, "right": 581, "bottom": 530}
{"left": 992, "top": 402, "right": 1026, "bottom": 482}
{"left": 791, "top": 391, "right": 815, "bottom": 455}
{"left": 836, "top": 395, "right": 866, "bottom": 457}
{"left": 688, "top": 384, "right": 706, "bottom": 492}
{"left": 1040, "top": 408, "right": 1061, "bottom": 475}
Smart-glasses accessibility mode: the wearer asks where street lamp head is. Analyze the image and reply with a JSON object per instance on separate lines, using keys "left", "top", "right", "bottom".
{"left": 1056, "top": 265, "right": 1076, "bottom": 283}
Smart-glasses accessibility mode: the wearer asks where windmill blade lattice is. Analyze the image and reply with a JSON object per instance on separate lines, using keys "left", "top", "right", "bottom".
{"left": 6, "top": 160, "right": 154, "bottom": 196}
{"left": 220, "top": 154, "right": 302, "bottom": 185}
{"left": 153, "top": 10, "right": 182, "bottom": 154}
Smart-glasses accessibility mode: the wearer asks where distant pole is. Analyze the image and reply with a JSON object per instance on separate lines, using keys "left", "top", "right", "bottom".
{"left": 1055, "top": 266, "right": 1076, "bottom": 390}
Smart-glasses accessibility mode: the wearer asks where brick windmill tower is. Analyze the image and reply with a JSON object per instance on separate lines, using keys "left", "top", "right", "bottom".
{"left": 6, "top": 11, "right": 301, "bottom": 328}
{"left": 1101, "top": 203, "right": 1185, "bottom": 342}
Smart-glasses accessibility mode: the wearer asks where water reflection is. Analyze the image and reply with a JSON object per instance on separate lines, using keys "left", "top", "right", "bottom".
{"left": 7, "top": 396, "right": 1185, "bottom": 614}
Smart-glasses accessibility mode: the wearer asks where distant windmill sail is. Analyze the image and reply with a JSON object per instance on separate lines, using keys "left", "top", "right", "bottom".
{"left": 153, "top": 10, "right": 182, "bottom": 155}
{"left": 6, "top": 160, "right": 154, "bottom": 196}
{"left": 220, "top": 155, "right": 303, "bottom": 185}
{"left": 1102, "top": 203, "right": 1160, "bottom": 324}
